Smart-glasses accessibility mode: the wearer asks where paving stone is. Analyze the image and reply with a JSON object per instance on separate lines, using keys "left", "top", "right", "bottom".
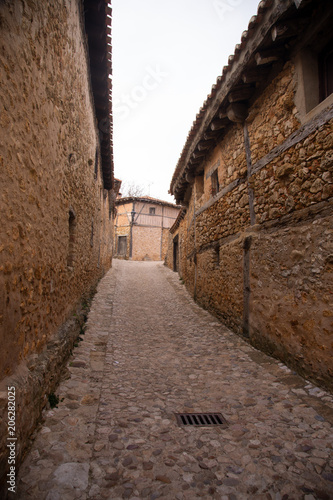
{"left": 53, "top": 462, "right": 89, "bottom": 490}
{"left": 17, "top": 261, "right": 333, "bottom": 499}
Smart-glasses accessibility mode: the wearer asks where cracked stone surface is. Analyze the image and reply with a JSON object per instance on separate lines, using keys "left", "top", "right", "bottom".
{"left": 17, "top": 260, "right": 333, "bottom": 499}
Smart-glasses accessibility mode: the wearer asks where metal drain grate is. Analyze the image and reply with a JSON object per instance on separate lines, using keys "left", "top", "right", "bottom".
{"left": 175, "top": 413, "right": 228, "bottom": 428}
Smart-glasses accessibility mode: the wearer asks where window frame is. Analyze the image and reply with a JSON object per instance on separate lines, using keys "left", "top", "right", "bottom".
{"left": 294, "top": 23, "right": 333, "bottom": 123}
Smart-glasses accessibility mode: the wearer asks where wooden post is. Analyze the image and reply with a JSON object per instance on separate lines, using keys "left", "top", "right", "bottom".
{"left": 243, "top": 123, "right": 256, "bottom": 226}
{"left": 160, "top": 205, "right": 164, "bottom": 261}
{"left": 129, "top": 201, "right": 135, "bottom": 259}
{"left": 193, "top": 185, "right": 197, "bottom": 300}
{"left": 243, "top": 236, "right": 252, "bottom": 338}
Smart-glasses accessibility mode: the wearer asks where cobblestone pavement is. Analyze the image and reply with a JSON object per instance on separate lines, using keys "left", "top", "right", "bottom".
{"left": 17, "top": 260, "right": 333, "bottom": 500}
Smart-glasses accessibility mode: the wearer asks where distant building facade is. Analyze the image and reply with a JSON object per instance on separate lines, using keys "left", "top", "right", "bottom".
{"left": 167, "top": 0, "right": 333, "bottom": 390}
{"left": 115, "top": 197, "right": 180, "bottom": 261}
{"left": 0, "top": 0, "right": 115, "bottom": 493}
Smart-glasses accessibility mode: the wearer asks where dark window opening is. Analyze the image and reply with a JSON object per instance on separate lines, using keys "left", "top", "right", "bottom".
{"left": 319, "top": 40, "right": 333, "bottom": 102}
{"left": 211, "top": 170, "right": 219, "bottom": 197}
{"left": 173, "top": 235, "right": 179, "bottom": 272}
{"left": 149, "top": 207, "right": 155, "bottom": 215}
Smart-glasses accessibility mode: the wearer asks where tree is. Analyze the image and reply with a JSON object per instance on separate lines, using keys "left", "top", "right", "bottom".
{"left": 121, "top": 181, "right": 146, "bottom": 197}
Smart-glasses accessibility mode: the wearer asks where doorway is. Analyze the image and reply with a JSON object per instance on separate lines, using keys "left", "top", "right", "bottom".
{"left": 118, "top": 236, "right": 127, "bottom": 257}
{"left": 173, "top": 235, "right": 179, "bottom": 272}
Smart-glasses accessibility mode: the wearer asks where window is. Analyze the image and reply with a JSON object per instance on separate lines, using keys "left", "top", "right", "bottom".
{"left": 319, "top": 40, "right": 333, "bottom": 102}
{"left": 211, "top": 170, "right": 219, "bottom": 197}
{"left": 149, "top": 207, "right": 155, "bottom": 215}
{"left": 294, "top": 30, "right": 333, "bottom": 121}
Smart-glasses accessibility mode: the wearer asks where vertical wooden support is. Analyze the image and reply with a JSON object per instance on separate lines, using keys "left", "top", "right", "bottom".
{"left": 160, "top": 205, "right": 164, "bottom": 260}
{"left": 243, "top": 236, "right": 252, "bottom": 338}
{"left": 243, "top": 123, "right": 256, "bottom": 226}
{"left": 193, "top": 186, "right": 197, "bottom": 300}
{"left": 129, "top": 202, "right": 135, "bottom": 259}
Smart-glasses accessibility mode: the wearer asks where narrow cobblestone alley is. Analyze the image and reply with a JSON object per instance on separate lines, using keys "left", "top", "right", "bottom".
{"left": 17, "top": 261, "right": 333, "bottom": 500}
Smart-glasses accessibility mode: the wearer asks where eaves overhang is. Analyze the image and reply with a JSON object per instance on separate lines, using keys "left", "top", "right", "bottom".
{"left": 170, "top": 208, "right": 186, "bottom": 234}
{"left": 116, "top": 196, "right": 181, "bottom": 210}
{"left": 169, "top": 0, "right": 319, "bottom": 204}
{"left": 84, "top": 0, "right": 113, "bottom": 190}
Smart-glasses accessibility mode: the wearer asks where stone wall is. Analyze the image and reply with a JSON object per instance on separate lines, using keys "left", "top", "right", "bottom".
{"left": 166, "top": 59, "right": 333, "bottom": 390}
{"left": 132, "top": 226, "right": 163, "bottom": 261}
{"left": 249, "top": 211, "right": 332, "bottom": 385}
{"left": 0, "top": 0, "right": 114, "bottom": 493}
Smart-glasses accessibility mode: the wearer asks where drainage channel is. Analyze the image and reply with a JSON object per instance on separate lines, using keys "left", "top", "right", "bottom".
{"left": 175, "top": 413, "right": 228, "bottom": 428}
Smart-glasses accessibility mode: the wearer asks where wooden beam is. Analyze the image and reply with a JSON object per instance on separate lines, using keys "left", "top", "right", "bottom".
{"left": 86, "top": 26, "right": 106, "bottom": 43}
{"left": 255, "top": 47, "right": 285, "bottom": 66}
{"left": 203, "top": 129, "right": 218, "bottom": 140}
{"left": 227, "top": 103, "right": 248, "bottom": 123}
{"left": 86, "top": 0, "right": 105, "bottom": 12}
{"left": 228, "top": 85, "right": 255, "bottom": 103}
{"left": 92, "top": 84, "right": 108, "bottom": 97}
{"left": 271, "top": 22, "right": 297, "bottom": 42}
{"left": 251, "top": 104, "right": 333, "bottom": 176}
{"left": 100, "top": 146, "right": 110, "bottom": 157}
{"left": 241, "top": 67, "right": 270, "bottom": 83}
{"left": 185, "top": 171, "right": 195, "bottom": 183}
{"left": 194, "top": 166, "right": 204, "bottom": 176}
{"left": 188, "top": 157, "right": 203, "bottom": 169}
{"left": 218, "top": 109, "right": 228, "bottom": 120}
{"left": 88, "top": 47, "right": 107, "bottom": 64}
{"left": 192, "top": 150, "right": 207, "bottom": 160}
{"left": 210, "top": 119, "right": 227, "bottom": 131}
{"left": 197, "top": 140, "right": 215, "bottom": 151}
{"left": 95, "top": 101, "right": 109, "bottom": 113}
{"left": 91, "top": 68, "right": 108, "bottom": 84}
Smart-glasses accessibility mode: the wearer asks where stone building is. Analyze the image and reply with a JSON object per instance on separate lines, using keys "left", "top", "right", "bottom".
{"left": 167, "top": 0, "right": 333, "bottom": 390}
{"left": 0, "top": 0, "right": 115, "bottom": 492}
{"left": 115, "top": 197, "right": 180, "bottom": 261}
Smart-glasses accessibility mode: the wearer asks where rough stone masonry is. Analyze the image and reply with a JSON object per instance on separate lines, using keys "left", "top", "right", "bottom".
{"left": 17, "top": 261, "right": 333, "bottom": 499}
{"left": 167, "top": 0, "right": 333, "bottom": 391}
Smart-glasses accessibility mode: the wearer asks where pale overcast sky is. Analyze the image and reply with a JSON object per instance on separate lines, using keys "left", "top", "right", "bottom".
{"left": 112, "top": 0, "right": 260, "bottom": 203}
